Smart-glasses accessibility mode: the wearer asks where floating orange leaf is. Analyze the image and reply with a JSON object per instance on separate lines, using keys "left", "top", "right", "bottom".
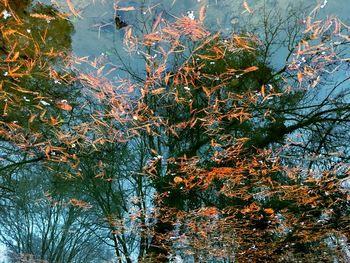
{"left": 30, "top": 13, "right": 55, "bottom": 21}
{"left": 198, "top": 207, "right": 219, "bottom": 217}
{"left": 199, "top": 4, "right": 206, "bottom": 23}
{"left": 261, "top": 84, "right": 265, "bottom": 97}
{"left": 56, "top": 101, "right": 73, "bottom": 111}
{"left": 174, "top": 176, "right": 183, "bottom": 184}
{"left": 264, "top": 208, "right": 274, "bottom": 214}
{"left": 66, "top": 0, "right": 82, "bottom": 18}
{"left": 151, "top": 88, "right": 166, "bottom": 95}
{"left": 243, "top": 66, "right": 259, "bottom": 73}
{"left": 297, "top": 72, "right": 304, "bottom": 83}
{"left": 174, "top": 17, "right": 209, "bottom": 41}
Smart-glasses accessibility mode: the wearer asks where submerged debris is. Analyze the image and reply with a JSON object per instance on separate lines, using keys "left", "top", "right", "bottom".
{"left": 115, "top": 15, "right": 127, "bottom": 29}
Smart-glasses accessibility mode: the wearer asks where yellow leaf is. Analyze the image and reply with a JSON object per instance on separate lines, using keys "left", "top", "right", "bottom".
{"left": 115, "top": 6, "right": 135, "bottom": 11}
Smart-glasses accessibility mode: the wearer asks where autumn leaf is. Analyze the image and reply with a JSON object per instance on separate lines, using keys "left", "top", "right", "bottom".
{"left": 69, "top": 199, "right": 92, "bottom": 209}
{"left": 95, "top": 172, "right": 104, "bottom": 178}
{"left": 29, "top": 114, "right": 37, "bottom": 123}
{"left": 115, "top": 6, "right": 135, "bottom": 11}
{"left": 2, "top": 29, "right": 17, "bottom": 37}
{"left": 243, "top": 1, "right": 253, "bottom": 14}
{"left": 145, "top": 63, "right": 152, "bottom": 75}
{"left": 152, "top": 11, "right": 163, "bottom": 32}
{"left": 56, "top": 100, "right": 73, "bottom": 111}
{"left": 151, "top": 88, "right": 166, "bottom": 95}
{"left": 174, "top": 176, "right": 183, "bottom": 184}
{"left": 174, "top": 17, "right": 209, "bottom": 41}
{"left": 234, "top": 36, "right": 256, "bottom": 50}
{"left": 202, "top": 86, "right": 211, "bottom": 97}
{"left": 264, "top": 208, "right": 274, "bottom": 214}
{"left": 199, "top": 4, "right": 206, "bottom": 23}
{"left": 243, "top": 66, "right": 259, "bottom": 73}
{"left": 241, "top": 202, "right": 260, "bottom": 214}
{"left": 5, "top": 51, "right": 20, "bottom": 62}
{"left": 124, "top": 27, "right": 133, "bottom": 39}
{"left": 297, "top": 72, "right": 304, "bottom": 83}
{"left": 66, "top": 0, "right": 82, "bottom": 18}
{"left": 198, "top": 207, "right": 219, "bottom": 217}
{"left": 143, "top": 32, "right": 162, "bottom": 46}
{"left": 30, "top": 13, "right": 55, "bottom": 21}
{"left": 261, "top": 84, "right": 265, "bottom": 97}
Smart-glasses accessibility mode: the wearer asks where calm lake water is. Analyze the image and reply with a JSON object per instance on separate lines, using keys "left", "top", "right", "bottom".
{"left": 48, "top": 0, "right": 350, "bottom": 73}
